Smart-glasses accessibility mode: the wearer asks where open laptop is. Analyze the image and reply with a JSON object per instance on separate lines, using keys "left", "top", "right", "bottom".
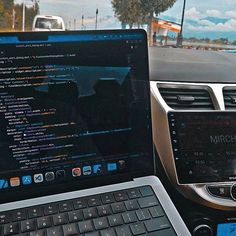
{"left": 0, "top": 30, "right": 190, "bottom": 236}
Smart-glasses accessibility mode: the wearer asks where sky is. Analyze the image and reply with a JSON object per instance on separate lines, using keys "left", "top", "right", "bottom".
{"left": 167, "top": 0, "right": 236, "bottom": 40}
{"left": 16, "top": 0, "right": 236, "bottom": 40}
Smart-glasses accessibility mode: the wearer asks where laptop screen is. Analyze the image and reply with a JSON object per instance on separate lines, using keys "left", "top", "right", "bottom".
{"left": 0, "top": 30, "right": 154, "bottom": 202}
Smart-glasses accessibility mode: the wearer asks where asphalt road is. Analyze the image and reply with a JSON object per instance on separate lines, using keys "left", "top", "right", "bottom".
{"left": 149, "top": 47, "right": 236, "bottom": 83}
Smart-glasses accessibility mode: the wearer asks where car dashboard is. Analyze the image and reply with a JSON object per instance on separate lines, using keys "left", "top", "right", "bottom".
{"left": 150, "top": 48, "right": 236, "bottom": 236}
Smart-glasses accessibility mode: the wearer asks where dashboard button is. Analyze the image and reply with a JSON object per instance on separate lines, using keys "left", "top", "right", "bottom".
{"left": 230, "top": 184, "right": 236, "bottom": 201}
{"left": 207, "top": 185, "right": 230, "bottom": 198}
{"left": 193, "top": 224, "right": 212, "bottom": 236}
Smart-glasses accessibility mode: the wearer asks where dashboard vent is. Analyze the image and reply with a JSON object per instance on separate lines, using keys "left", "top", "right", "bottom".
{"left": 223, "top": 89, "right": 236, "bottom": 110}
{"left": 158, "top": 87, "right": 214, "bottom": 110}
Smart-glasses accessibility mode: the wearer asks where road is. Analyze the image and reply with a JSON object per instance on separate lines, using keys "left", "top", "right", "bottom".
{"left": 149, "top": 47, "right": 236, "bottom": 83}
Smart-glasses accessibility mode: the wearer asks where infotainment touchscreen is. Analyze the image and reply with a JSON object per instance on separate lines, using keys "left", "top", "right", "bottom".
{"left": 168, "top": 112, "right": 236, "bottom": 184}
{"left": 217, "top": 222, "right": 236, "bottom": 236}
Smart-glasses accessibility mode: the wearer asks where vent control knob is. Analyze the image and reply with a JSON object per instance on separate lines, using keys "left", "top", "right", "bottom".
{"left": 193, "top": 224, "right": 213, "bottom": 236}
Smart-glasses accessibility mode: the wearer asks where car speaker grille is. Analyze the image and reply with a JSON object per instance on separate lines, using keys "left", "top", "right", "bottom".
{"left": 158, "top": 87, "right": 214, "bottom": 110}
{"left": 223, "top": 89, "right": 236, "bottom": 110}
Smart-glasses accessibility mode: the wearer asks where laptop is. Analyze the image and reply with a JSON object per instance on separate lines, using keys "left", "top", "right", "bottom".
{"left": 0, "top": 30, "right": 190, "bottom": 236}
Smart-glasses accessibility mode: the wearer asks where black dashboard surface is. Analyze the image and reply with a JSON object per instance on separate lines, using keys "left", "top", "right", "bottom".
{"left": 149, "top": 47, "right": 236, "bottom": 83}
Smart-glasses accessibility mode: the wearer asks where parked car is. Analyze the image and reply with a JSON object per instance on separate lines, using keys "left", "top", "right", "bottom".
{"left": 32, "top": 15, "right": 65, "bottom": 31}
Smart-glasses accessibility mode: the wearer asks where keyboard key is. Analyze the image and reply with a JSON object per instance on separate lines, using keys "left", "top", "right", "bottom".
{"left": 28, "top": 207, "right": 43, "bottom": 219}
{"left": 87, "top": 196, "right": 101, "bottom": 207}
{"left": 83, "top": 207, "right": 98, "bottom": 219}
{"left": 62, "top": 223, "right": 79, "bottom": 235}
{"left": 53, "top": 213, "right": 68, "bottom": 225}
{"left": 136, "top": 209, "right": 151, "bottom": 221}
{"left": 0, "top": 213, "right": 11, "bottom": 224}
{"left": 59, "top": 202, "right": 73, "bottom": 213}
{"left": 101, "top": 193, "right": 115, "bottom": 204}
{"left": 114, "top": 191, "right": 128, "bottom": 201}
{"left": 3, "top": 222, "right": 19, "bottom": 235}
{"left": 100, "top": 228, "right": 116, "bottom": 236}
{"left": 78, "top": 220, "right": 93, "bottom": 233}
{"left": 44, "top": 204, "right": 58, "bottom": 216}
{"left": 139, "top": 186, "right": 153, "bottom": 197}
{"left": 47, "top": 226, "right": 63, "bottom": 236}
{"left": 124, "top": 200, "right": 139, "bottom": 211}
{"left": 37, "top": 216, "right": 52, "bottom": 229}
{"left": 130, "top": 222, "right": 146, "bottom": 235}
{"left": 68, "top": 210, "right": 83, "bottom": 222}
{"left": 146, "top": 228, "right": 177, "bottom": 236}
{"left": 122, "top": 211, "right": 138, "bottom": 223}
{"left": 111, "top": 202, "right": 125, "bottom": 213}
{"left": 21, "top": 219, "right": 36, "bottom": 232}
{"left": 138, "top": 196, "right": 158, "bottom": 209}
{"left": 30, "top": 230, "right": 45, "bottom": 236}
{"left": 144, "top": 217, "right": 170, "bottom": 232}
{"left": 108, "top": 214, "right": 123, "bottom": 227}
{"left": 127, "top": 189, "right": 141, "bottom": 199}
{"left": 97, "top": 205, "right": 112, "bottom": 216}
{"left": 12, "top": 210, "right": 27, "bottom": 221}
{"left": 93, "top": 217, "right": 109, "bottom": 230}
{"left": 73, "top": 198, "right": 87, "bottom": 209}
{"left": 116, "top": 225, "right": 132, "bottom": 236}
{"left": 85, "top": 232, "right": 100, "bottom": 236}
{"left": 149, "top": 206, "right": 164, "bottom": 218}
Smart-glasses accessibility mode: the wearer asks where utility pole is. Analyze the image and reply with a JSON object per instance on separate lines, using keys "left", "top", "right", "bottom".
{"left": 177, "top": 0, "right": 186, "bottom": 47}
{"left": 81, "top": 15, "right": 84, "bottom": 30}
{"left": 74, "top": 19, "right": 76, "bottom": 30}
{"left": 12, "top": 8, "right": 15, "bottom": 29}
{"left": 95, "top": 8, "right": 98, "bottom": 30}
{"left": 22, "top": 0, "right": 26, "bottom": 31}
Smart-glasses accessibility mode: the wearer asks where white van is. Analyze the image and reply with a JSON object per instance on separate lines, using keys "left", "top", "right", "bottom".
{"left": 32, "top": 15, "right": 65, "bottom": 31}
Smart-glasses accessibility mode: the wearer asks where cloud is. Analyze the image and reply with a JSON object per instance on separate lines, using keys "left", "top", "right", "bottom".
{"left": 226, "top": 11, "right": 236, "bottom": 18}
{"left": 199, "top": 20, "right": 215, "bottom": 27}
{"left": 185, "top": 7, "right": 201, "bottom": 19}
{"left": 187, "top": 18, "right": 236, "bottom": 32}
{"left": 206, "top": 10, "right": 222, "bottom": 17}
{"left": 225, "top": 0, "right": 236, "bottom": 6}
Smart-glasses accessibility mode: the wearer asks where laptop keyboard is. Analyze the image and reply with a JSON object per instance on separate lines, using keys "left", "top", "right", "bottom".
{"left": 0, "top": 186, "right": 177, "bottom": 236}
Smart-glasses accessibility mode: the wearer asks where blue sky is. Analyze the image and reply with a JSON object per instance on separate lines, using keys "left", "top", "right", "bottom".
{"left": 17, "top": 0, "right": 236, "bottom": 40}
{"left": 162, "top": 0, "right": 236, "bottom": 40}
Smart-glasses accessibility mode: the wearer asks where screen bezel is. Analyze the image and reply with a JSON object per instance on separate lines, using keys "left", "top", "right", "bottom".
{"left": 0, "top": 29, "right": 155, "bottom": 203}
{"left": 168, "top": 110, "right": 236, "bottom": 185}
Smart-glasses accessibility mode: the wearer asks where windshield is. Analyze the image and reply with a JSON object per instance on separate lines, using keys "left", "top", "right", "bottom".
{"left": 35, "top": 18, "right": 63, "bottom": 29}
{"left": 0, "top": 1, "right": 235, "bottom": 50}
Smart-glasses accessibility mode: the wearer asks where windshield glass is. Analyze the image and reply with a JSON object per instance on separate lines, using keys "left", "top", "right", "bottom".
{"left": 0, "top": 0, "right": 235, "bottom": 50}
{"left": 35, "top": 18, "right": 62, "bottom": 29}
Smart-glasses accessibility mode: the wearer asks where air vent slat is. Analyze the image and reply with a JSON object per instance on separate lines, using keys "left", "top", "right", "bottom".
{"left": 163, "top": 97, "right": 211, "bottom": 101}
{"left": 167, "top": 102, "right": 213, "bottom": 106}
{"left": 159, "top": 90, "right": 207, "bottom": 94}
{"left": 223, "top": 89, "right": 236, "bottom": 110}
{"left": 225, "top": 105, "right": 236, "bottom": 107}
{"left": 158, "top": 87, "right": 214, "bottom": 110}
